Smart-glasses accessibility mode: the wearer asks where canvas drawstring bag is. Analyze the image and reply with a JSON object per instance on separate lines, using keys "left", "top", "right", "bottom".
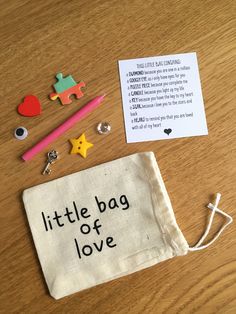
{"left": 22, "top": 152, "right": 232, "bottom": 299}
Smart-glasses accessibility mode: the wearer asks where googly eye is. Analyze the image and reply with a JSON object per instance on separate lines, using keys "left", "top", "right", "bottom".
{"left": 14, "top": 127, "right": 28, "bottom": 140}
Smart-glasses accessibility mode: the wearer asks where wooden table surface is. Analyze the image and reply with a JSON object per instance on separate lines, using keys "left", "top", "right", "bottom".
{"left": 1, "top": 0, "right": 235, "bottom": 313}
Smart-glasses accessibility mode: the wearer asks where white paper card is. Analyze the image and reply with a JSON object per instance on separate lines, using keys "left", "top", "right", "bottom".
{"left": 118, "top": 53, "right": 208, "bottom": 143}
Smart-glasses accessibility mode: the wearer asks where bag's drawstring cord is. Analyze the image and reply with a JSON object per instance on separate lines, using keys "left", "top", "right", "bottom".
{"left": 189, "top": 193, "right": 233, "bottom": 251}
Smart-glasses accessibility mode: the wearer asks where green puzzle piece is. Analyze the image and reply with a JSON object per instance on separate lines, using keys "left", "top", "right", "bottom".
{"left": 54, "top": 73, "right": 77, "bottom": 93}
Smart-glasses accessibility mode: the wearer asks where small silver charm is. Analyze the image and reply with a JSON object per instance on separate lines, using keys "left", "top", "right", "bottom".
{"left": 42, "top": 150, "right": 59, "bottom": 175}
{"left": 96, "top": 122, "right": 111, "bottom": 135}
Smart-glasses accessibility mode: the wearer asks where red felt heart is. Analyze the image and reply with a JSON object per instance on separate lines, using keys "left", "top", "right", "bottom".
{"left": 18, "top": 95, "right": 41, "bottom": 117}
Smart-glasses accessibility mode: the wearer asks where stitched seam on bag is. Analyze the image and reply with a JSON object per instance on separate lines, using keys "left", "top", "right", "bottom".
{"left": 143, "top": 153, "right": 188, "bottom": 255}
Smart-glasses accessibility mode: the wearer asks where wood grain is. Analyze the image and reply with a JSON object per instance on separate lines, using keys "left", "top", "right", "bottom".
{"left": 0, "top": 0, "right": 235, "bottom": 313}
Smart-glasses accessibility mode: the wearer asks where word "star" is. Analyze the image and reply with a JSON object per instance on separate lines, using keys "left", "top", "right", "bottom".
{"left": 69, "top": 133, "right": 93, "bottom": 158}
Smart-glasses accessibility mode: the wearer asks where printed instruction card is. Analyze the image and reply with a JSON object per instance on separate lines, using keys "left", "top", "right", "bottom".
{"left": 118, "top": 52, "right": 208, "bottom": 143}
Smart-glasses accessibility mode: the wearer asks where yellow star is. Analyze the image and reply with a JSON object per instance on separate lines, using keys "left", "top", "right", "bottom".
{"left": 69, "top": 133, "right": 93, "bottom": 158}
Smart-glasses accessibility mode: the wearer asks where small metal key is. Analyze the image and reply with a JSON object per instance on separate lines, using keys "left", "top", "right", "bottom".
{"left": 42, "top": 150, "right": 58, "bottom": 175}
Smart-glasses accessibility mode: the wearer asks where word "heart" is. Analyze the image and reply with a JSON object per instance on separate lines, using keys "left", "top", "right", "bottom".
{"left": 17, "top": 95, "right": 41, "bottom": 117}
{"left": 164, "top": 128, "right": 172, "bottom": 136}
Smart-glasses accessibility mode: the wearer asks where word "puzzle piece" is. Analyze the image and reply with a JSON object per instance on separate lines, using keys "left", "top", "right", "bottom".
{"left": 49, "top": 73, "right": 85, "bottom": 105}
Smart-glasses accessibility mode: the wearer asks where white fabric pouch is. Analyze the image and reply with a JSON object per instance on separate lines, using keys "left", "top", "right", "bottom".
{"left": 23, "top": 152, "right": 231, "bottom": 299}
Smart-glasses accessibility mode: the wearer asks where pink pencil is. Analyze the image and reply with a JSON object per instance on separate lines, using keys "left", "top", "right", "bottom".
{"left": 22, "top": 95, "right": 105, "bottom": 161}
